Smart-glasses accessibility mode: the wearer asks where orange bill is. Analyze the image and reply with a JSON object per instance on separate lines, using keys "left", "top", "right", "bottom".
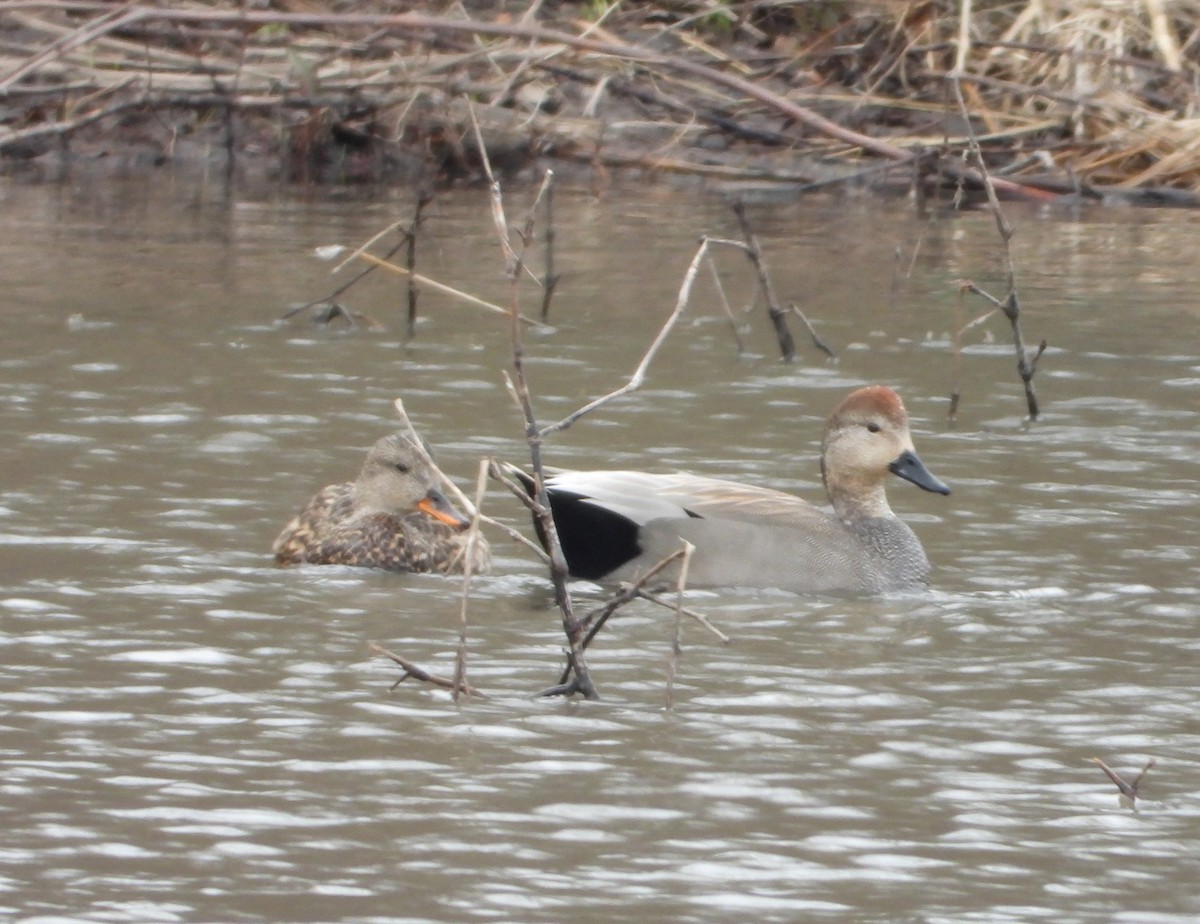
{"left": 417, "top": 488, "right": 472, "bottom": 530}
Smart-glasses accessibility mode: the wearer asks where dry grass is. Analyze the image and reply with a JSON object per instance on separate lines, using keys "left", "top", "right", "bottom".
{"left": 2, "top": 1, "right": 1200, "bottom": 195}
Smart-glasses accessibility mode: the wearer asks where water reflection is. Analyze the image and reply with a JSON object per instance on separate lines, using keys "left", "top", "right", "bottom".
{"left": 0, "top": 177, "right": 1198, "bottom": 922}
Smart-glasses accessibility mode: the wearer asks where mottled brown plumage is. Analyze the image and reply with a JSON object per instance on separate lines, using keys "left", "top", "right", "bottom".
{"left": 273, "top": 432, "right": 490, "bottom": 575}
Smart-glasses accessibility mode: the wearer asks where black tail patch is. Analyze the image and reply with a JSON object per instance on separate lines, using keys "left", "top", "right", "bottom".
{"left": 512, "top": 470, "right": 642, "bottom": 581}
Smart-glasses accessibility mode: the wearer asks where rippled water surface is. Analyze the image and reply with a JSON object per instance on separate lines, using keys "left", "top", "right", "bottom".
{"left": 2, "top": 174, "right": 1199, "bottom": 923}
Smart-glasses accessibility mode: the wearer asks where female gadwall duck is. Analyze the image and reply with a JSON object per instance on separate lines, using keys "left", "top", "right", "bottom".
{"left": 516, "top": 385, "right": 948, "bottom": 594}
{"left": 273, "top": 432, "right": 490, "bottom": 574}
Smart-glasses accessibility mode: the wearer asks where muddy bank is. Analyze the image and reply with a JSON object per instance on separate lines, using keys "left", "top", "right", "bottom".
{"left": 4, "top": 2, "right": 1200, "bottom": 205}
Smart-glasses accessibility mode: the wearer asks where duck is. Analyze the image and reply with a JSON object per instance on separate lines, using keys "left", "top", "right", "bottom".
{"left": 511, "top": 385, "right": 949, "bottom": 594}
{"left": 273, "top": 431, "right": 491, "bottom": 574}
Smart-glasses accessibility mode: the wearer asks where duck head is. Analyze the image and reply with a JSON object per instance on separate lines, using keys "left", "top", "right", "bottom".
{"left": 821, "top": 385, "right": 949, "bottom": 517}
{"left": 354, "top": 433, "right": 472, "bottom": 529}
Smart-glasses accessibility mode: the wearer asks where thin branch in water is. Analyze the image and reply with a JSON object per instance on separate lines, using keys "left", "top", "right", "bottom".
{"left": 279, "top": 237, "right": 405, "bottom": 323}
{"left": 948, "top": 284, "right": 1002, "bottom": 420}
{"left": 890, "top": 225, "right": 934, "bottom": 312}
{"left": 665, "top": 541, "right": 695, "bottom": 710}
{"left": 704, "top": 237, "right": 752, "bottom": 253}
{"left": 355, "top": 251, "right": 546, "bottom": 327}
{"left": 957, "top": 281, "right": 1042, "bottom": 419}
{"left": 948, "top": 74, "right": 1044, "bottom": 421}
{"left": 539, "top": 174, "right": 560, "bottom": 321}
{"left": 550, "top": 547, "right": 690, "bottom": 693}
{"left": 405, "top": 188, "right": 433, "bottom": 340}
{"left": 1093, "top": 756, "right": 1156, "bottom": 809}
{"left": 538, "top": 235, "right": 712, "bottom": 438}
{"left": 788, "top": 302, "right": 836, "bottom": 360}
{"left": 452, "top": 457, "right": 490, "bottom": 702}
{"left": 579, "top": 549, "right": 688, "bottom": 635}
{"left": 369, "top": 642, "right": 485, "bottom": 698}
{"left": 392, "top": 398, "right": 476, "bottom": 516}
{"left": 468, "top": 96, "right": 597, "bottom": 701}
{"left": 332, "top": 217, "right": 411, "bottom": 274}
{"left": 483, "top": 459, "right": 552, "bottom": 564}
{"left": 637, "top": 589, "right": 730, "bottom": 644}
{"left": 730, "top": 199, "right": 796, "bottom": 361}
{"left": 704, "top": 250, "right": 745, "bottom": 353}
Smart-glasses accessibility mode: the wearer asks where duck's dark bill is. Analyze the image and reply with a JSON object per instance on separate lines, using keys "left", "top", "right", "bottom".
{"left": 888, "top": 450, "right": 951, "bottom": 495}
{"left": 417, "top": 489, "right": 472, "bottom": 529}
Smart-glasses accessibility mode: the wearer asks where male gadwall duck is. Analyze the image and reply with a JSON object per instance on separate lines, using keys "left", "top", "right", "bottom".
{"left": 515, "top": 385, "right": 948, "bottom": 594}
{"left": 273, "top": 432, "right": 490, "bottom": 574}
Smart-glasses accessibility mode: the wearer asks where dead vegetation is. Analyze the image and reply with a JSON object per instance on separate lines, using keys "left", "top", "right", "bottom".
{"left": 3, "top": 1, "right": 1200, "bottom": 202}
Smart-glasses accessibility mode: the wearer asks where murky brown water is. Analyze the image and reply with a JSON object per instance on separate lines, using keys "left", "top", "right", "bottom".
{"left": 2, "top": 172, "right": 1198, "bottom": 923}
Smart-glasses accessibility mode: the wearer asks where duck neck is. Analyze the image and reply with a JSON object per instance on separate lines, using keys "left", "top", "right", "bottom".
{"left": 349, "top": 481, "right": 386, "bottom": 519}
{"left": 827, "top": 480, "right": 894, "bottom": 522}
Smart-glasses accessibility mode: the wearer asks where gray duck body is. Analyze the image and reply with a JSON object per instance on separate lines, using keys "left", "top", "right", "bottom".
{"left": 527, "top": 386, "right": 948, "bottom": 595}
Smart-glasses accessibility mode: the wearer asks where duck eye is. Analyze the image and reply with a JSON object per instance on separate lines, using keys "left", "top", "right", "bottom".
{"left": 866, "top": 421, "right": 881, "bottom": 434}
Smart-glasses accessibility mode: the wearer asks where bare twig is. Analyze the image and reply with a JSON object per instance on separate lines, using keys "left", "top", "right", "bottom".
{"left": 637, "top": 589, "right": 730, "bottom": 644}
{"left": 538, "top": 235, "right": 712, "bottom": 437}
{"left": 405, "top": 189, "right": 433, "bottom": 340}
{"left": 704, "top": 250, "right": 745, "bottom": 353}
{"left": 1093, "top": 756, "right": 1156, "bottom": 808}
{"left": 948, "top": 75, "right": 1044, "bottom": 420}
{"left": 549, "top": 547, "right": 689, "bottom": 693}
{"left": 469, "top": 99, "right": 598, "bottom": 701}
{"left": 279, "top": 236, "right": 406, "bottom": 323}
{"left": 369, "top": 642, "right": 485, "bottom": 698}
{"left": 483, "top": 459, "right": 552, "bottom": 564}
{"left": 330, "top": 219, "right": 411, "bottom": 275}
{"left": 665, "top": 541, "right": 695, "bottom": 710}
{"left": 392, "top": 398, "right": 476, "bottom": 515}
{"left": 355, "top": 252, "right": 542, "bottom": 325}
{"left": 788, "top": 303, "right": 836, "bottom": 360}
{"left": 957, "top": 281, "right": 1043, "bottom": 419}
{"left": 452, "top": 458, "right": 490, "bottom": 702}
{"left": 730, "top": 200, "right": 796, "bottom": 362}
{"left": 539, "top": 175, "right": 560, "bottom": 321}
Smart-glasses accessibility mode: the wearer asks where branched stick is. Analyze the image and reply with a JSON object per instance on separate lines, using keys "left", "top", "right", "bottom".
{"left": 279, "top": 237, "right": 405, "bottom": 323}
{"left": 948, "top": 73, "right": 1045, "bottom": 420}
{"left": 731, "top": 200, "right": 796, "bottom": 362}
{"left": 369, "top": 642, "right": 485, "bottom": 698}
{"left": 579, "top": 550, "right": 688, "bottom": 635}
{"left": 538, "top": 235, "right": 712, "bottom": 437}
{"left": 392, "top": 398, "right": 487, "bottom": 703}
{"left": 637, "top": 589, "right": 729, "bottom": 644}
{"left": 468, "top": 101, "right": 598, "bottom": 701}
{"left": 493, "top": 234, "right": 730, "bottom": 693}
{"left": 1093, "top": 756, "right": 1156, "bottom": 808}
{"left": 484, "top": 459, "right": 552, "bottom": 564}
{"left": 550, "top": 547, "right": 689, "bottom": 692}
